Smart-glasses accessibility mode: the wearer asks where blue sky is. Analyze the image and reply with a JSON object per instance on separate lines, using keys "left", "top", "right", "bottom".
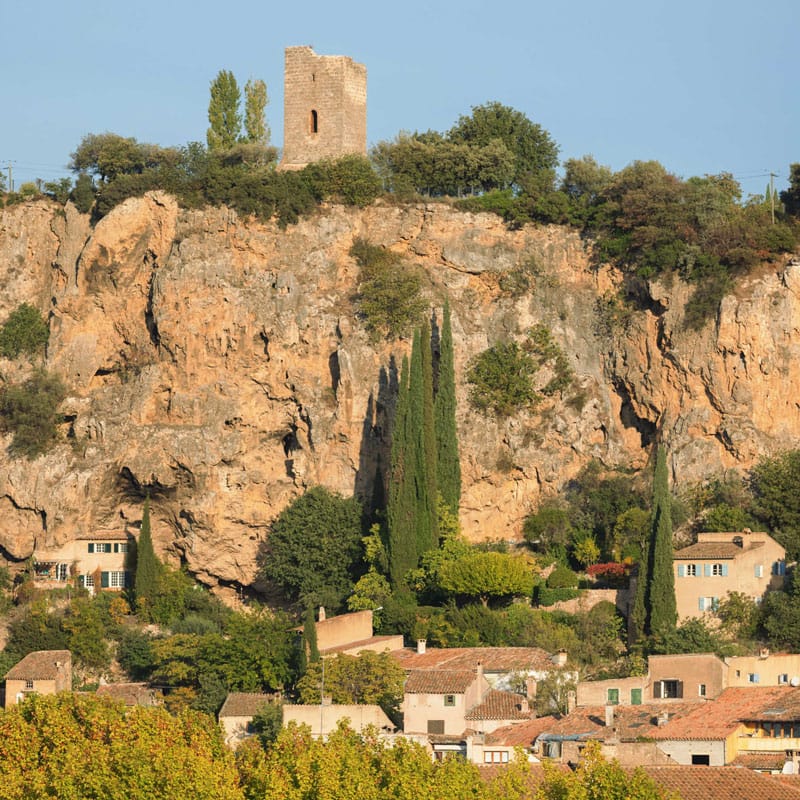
{"left": 2, "top": 0, "right": 797, "bottom": 195}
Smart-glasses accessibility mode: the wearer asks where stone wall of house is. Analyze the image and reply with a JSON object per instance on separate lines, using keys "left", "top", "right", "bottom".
{"left": 281, "top": 46, "right": 367, "bottom": 169}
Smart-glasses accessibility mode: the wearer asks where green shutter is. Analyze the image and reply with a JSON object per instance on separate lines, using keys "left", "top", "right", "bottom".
{"left": 607, "top": 688, "right": 619, "bottom": 705}
{"left": 88, "top": 543, "right": 94, "bottom": 553}
{"left": 630, "top": 688, "right": 642, "bottom": 705}
{"left": 100, "top": 571, "right": 110, "bottom": 588}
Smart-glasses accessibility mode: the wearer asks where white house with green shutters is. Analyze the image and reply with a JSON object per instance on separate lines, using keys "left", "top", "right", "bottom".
{"left": 673, "top": 530, "right": 785, "bottom": 621}
{"left": 33, "top": 530, "right": 133, "bottom": 593}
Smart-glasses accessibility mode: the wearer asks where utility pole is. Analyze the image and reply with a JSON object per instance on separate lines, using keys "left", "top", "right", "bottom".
{"left": 770, "top": 172, "right": 777, "bottom": 225}
{"left": 6, "top": 163, "right": 12, "bottom": 193}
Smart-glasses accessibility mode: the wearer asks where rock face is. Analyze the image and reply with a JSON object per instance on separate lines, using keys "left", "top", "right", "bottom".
{"left": 1, "top": 194, "right": 799, "bottom": 588}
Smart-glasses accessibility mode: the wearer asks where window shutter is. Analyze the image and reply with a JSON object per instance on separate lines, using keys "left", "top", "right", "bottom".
{"left": 78, "top": 575, "right": 85, "bottom": 587}
{"left": 695, "top": 564, "right": 701, "bottom": 577}
{"left": 676, "top": 681, "right": 684, "bottom": 699}
{"left": 114, "top": 543, "right": 119, "bottom": 553}
{"left": 630, "top": 688, "right": 642, "bottom": 705}
{"left": 88, "top": 543, "right": 94, "bottom": 553}
{"left": 704, "top": 564, "right": 711, "bottom": 577}
{"left": 653, "top": 681, "right": 662, "bottom": 699}
{"left": 721, "top": 564, "right": 729, "bottom": 577}
{"left": 698, "top": 597, "right": 706, "bottom": 611}
{"left": 678, "top": 565, "right": 686, "bottom": 577}
{"left": 100, "top": 571, "right": 110, "bottom": 588}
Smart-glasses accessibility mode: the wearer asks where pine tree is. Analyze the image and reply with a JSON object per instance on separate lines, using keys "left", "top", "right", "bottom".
{"left": 134, "top": 496, "right": 160, "bottom": 619}
{"left": 647, "top": 445, "right": 677, "bottom": 639}
{"left": 387, "top": 356, "right": 417, "bottom": 586}
{"left": 244, "top": 79, "right": 270, "bottom": 145}
{"left": 434, "top": 300, "right": 461, "bottom": 514}
{"left": 207, "top": 70, "right": 242, "bottom": 150}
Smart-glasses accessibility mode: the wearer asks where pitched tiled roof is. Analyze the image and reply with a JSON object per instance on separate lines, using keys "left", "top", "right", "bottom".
{"left": 485, "top": 716, "right": 558, "bottom": 747}
{"left": 5, "top": 650, "right": 71, "bottom": 680}
{"left": 465, "top": 690, "right": 530, "bottom": 721}
{"left": 640, "top": 766, "right": 800, "bottom": 800}
{"left": 730, "top": 752, "right": 788, "bottom": 771}
{"left": 96, "top": 682, "right": 159, "bottom": 706}
{"left": 319, "top": 636, "right": 403, "bottom": 656}
{"left": 393, "top": 646, "right": 560, "bottom": 673}
{"left": 404, "top": 669, "right": 477, "bottom": 694}
{"left": 218, "top": 692, "right": 273, "bottom": 718}
{"left": 77, "top": 530, "right": 131, "bottom": 541}
{"left": 650, "top": 687, "right": 798, "bottom": 740}
{"left": 536, "top": 703, "right": 698, "bottom": 742}
{"left": 673, "top": 542, "right": 749, "bottom": 559}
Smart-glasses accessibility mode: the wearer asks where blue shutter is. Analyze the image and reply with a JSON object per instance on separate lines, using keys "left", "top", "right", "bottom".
{"left": 698, "top": 597, "right": 705, "bottom": 611}
{"left": 678, "top": 565, "right": 686, "bottom": 577}
{"left": 721, "top": 564, "right": 728, "bottom": 577}
{"left": 704, "top": 564, "right": 711, "bottom": 577}
{"left": 780, "top": 562, "right": 787, "bottom": 576}
{"left": 100, "top": 571, "right": 109, "bottom": 588}
{"left": 88, "top": 543, "right": 94, "bottom": 553}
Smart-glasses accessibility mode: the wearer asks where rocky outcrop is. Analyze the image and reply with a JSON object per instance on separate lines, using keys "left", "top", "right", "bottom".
{"left": 1, "top": 194, "right": 798, "bottom": 588}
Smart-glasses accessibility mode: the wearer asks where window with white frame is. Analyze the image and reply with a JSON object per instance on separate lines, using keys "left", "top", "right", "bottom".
{"left": 748, "top": 673, "right": 760, "bottom": 684}
{"left": 84, "top": 574, "right": 95, "bottom": 587}
{"left": 686, "top": 564, "right": 697, "bottom": 576}
{"left": 109, "top": 572, "right": 127, "bottom": 588}
{"left": 25, "top": 679, "right": 34, "bottom": 690}
{"left": 779, "top": 674, "right": 789, "bottom": 685}
{"left": 699, "top": 684, "right": 706, "bottom": 697}
{"left": 699, "top": 596, "right": 719, "bottom": 612}
{"left": 711, "top": 563, "right": 724, "bottom": 576}
{"left": 483, "top": 751, "right": 509, "bottom": 764}
{"left": 754, "top": 564, "right": 764, "bottom": 578}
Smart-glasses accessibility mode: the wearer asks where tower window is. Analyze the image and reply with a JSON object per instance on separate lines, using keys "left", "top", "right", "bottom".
{"left": 310, "top": 109, "right": 318, "bottom": 134}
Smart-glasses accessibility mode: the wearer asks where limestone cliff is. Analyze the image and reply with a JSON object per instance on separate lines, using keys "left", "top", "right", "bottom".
{"left": 1, "top": 194, "right": 799, "bottom": 589}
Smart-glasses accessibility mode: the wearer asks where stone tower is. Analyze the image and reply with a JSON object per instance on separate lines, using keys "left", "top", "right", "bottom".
{"left": 280, "top": 46, "right": 367, "bottom": 170}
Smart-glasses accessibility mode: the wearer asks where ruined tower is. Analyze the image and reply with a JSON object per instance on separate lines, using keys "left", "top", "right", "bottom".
{"left": 280, "top": 46, "right": 367, "bottom": 170}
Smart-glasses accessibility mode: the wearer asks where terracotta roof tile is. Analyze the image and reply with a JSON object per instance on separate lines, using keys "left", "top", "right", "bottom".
{"left": 465, "top": 690, "right": 531, "bottom": 721}
{"left": 673, "top": 542, "right": 747, "bottom": 559}
{"left": 76, "top": 530, "right": 132, "bottom": 541}
{"left": 5, "top": 650, "right": 71, "bottom": 680}
{"left": 536, "top": 703, "right": 698, "bottom": 742}
{"left": 218, "top": 692, "right": 274, "bottom": 718}
{"left": 96, "top": 682, "right": 160, "bottom": 706}
{"left": 319, "top": 636, "right": 403, "bottom": 656}
{"left": 404, "top": 669, "right": 477, "bottom": 694}
{"left": 393, "top": 646, "right": 561, "bottom": 673}
{"left": 650, "top": 687, "right": 799, "bottom": 741}
{"left": 485, "top": 716, "right": 558, "bottom": 747}
{"left": 730, "top": 752, "right": 788, "bottom": 771}
{"left": 640, "top": 766, "right": 800, "bottom": 800}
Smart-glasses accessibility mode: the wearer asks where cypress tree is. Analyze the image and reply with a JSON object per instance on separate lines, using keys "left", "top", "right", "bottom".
{"left": 387, "top": 356, "right": 417, "bottom": 586}
{"left": 435, "top": 301, "right": 461, "bottom": 514}
{"left": 646, "top": 445, "right": 677, "bottom": 639}
{"left": 134, "top": 496, "right": 160, "bottom": 618}
{"left": 300, "top": 604, "right": 320, "bottom": 672}
{"left": 409, "top": 327, "right": 436, "bottom": 560}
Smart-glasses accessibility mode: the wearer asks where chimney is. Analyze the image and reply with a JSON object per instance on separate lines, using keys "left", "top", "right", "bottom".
{"left": 552, "top": 650, "right": 568, "bottom": 667}
{"left": 525, "top": 676, "right": 537, "bottom": 701}
{"left": 657, "top": 711, "right": 670, "bottom": 727}
{"left": 567, "top": 690, "right": 577, "bottom": 714}
{"left": 476, "top": 661, "right": 484, "bottom": 682}
{"left": 759, "top": 648, "right": 770, "bottom": 659}
{"left": 318, "top": 606, "right": 326, "bottom": 622}
{"left": 416, "top": 639, "right": 426, "bottom": 655}
{"left": 604, "top": 704, "right": 615, "bottom": 728}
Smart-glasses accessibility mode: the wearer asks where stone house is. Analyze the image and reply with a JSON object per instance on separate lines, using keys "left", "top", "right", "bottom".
{"left": 726, "top": 651, "right": 800, "bottom": 688}
{"left": 4, "top": 650, "right": 71, "bottom": 707}
{"left": 673, "top": 530, "right": 785, "bottom": 620}
{"left": 282, "top": 704, "right": 396, "bottom": 738}
{"left": 33, "top": 529, "right": 133, "bottom": 593}
{"left": 218, "top": 692, "right": 275, "bottom": 748}
{"left": 312, "top": 607, "right": 403, "bottom": 657}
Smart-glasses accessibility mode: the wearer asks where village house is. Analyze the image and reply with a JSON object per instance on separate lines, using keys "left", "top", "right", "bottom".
{"left": 312, "top": 607, "right": 404, "bottom": 657}
{"left": 283, "top": 704, "right": 396, "bottom": 738}
{"left": 218, "top": 692, "right": 275, "bottom": 748}
{"left": 650, "top": 685, "right": 800, "bottom": 770}
{"left": 3, "top": 650, "right": 71, "bottom": 708}
{"left": 32, "top": 529, "right": 133, "bottom": 593}
{"left": 673, "top": 529, "right": 785, "bottom": 620}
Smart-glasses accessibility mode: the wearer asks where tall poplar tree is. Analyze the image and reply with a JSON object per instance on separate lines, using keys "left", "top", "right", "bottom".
{"left": 646, "top": 445, "right": 677, "bottom": 639}
{"left": 434, "top": 301, "right": 461, "bottom": 513}
{"left": 207, "top": 70, "right": 242, "bottom": 150}
{"left": 387, "top": 356, "right": 417, "bottom": 586}
{"left": 244, "top": 79, "right": 270, "bottom": 145}
{"left": 134, "top": 496, "right": 160, "bottom": 618}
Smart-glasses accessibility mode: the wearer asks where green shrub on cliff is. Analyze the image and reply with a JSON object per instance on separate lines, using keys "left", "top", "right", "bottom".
{"left": 0, "top": 304, "right": 49, "bottom": 359}
{"left": 0, "top": 369, "right": 65, "bottom": 457}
